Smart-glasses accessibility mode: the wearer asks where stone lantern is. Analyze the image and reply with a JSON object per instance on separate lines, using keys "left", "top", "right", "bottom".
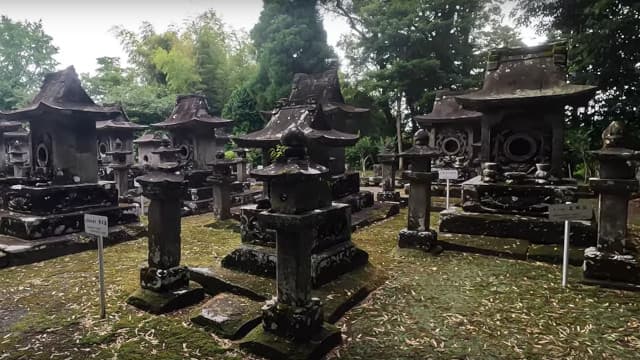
{"left": 127, "top": 140, "right": 203, "bottom": 314}
{"left": 583, "top": 121, "right": 640, "bottom": 287}
{"left": 398, "top": 129, "right": 442, "bottom": 253}
{"left": 0, "top": 120, "right": 21, "bottom": 176}
{"left": 208, "top": 151, "right": 240, "bottom": 220}
{"left": 239, "top": 127, "right": 341, "bottom": 358}
{"left": 376, "top": 148, "right": 400, "bottom": 202}
{"left": 7, "top": 139, "right": 29, "bottom": 178}
{"left": 105, "top": 147, "right": 132, "bottom": 198}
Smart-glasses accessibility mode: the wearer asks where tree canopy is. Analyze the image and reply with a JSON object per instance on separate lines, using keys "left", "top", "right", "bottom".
{"left": 0, "top": 16, "right": 58, "bottom": 110}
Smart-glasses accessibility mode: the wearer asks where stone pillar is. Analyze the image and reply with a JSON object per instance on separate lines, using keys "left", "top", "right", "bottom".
{"left": 397, "top": 129, "right": 441, "bottom": 253}
{"left": 208, "top": 152, "right": 237, "bottom": 221}
{"left": 550, "top": 113, "right": 564, "bottom": 178}
{"left": 233, "top": 148, "right": 248, "bottom": 183}
{"left": 127, "top": 151, "right": 203, "bottom": 314}
{"left": 376, "top": 152, "right": 400, "bottom": 202}
{"left": 584, "top": 121, "right": 640, "bottom": 287}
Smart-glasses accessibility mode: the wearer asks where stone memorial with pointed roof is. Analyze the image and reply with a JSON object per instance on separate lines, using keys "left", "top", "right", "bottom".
{"left": 439, "top": 42, "right": 598, "bottom": 246}
{"left": 416, "top": 90, "right": 483, "bottom": 182}
{"left": 0, "top": 66, "right": 141, "bottom": 244}
{"left": 153, "top": 94, "right": 233, "bottom": 215}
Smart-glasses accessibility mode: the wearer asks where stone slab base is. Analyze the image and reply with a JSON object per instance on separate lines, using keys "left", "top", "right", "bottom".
{"left": 191, "top": 293, "right": 263, "bottom": 339}
{"left": 0, "top": 223, "right": 146, "bottom": 269}
{"left": 0, "top": 204, "right": 140, "bottom": 240}
{"left": 439, "top": 207, "right": 596, "bottom": 246}
{"left": 583, "top": 247, "right": 640, "bottom": 286}
{"left": 239, "top": 322, "right": 341, "bottom": 360}
{"left": 376, "top": 191, "right": 400, "bottom": 202}
{"left": 398, "top": 229, "right": 441, "bottom": 254}
{"left": 189, "top": 263, "right": 385, "bottom": 326}
{"left": 127, "top": 282, "right": 205, "bottom": 314}
{"left": 183, "top": 198, "right": 213, "bottom": 216}
{"left": 351, "top": 201, "right": 399, "bottom": 230}
{"left": 220, "top": 242, "right": 369, "bottom": 287}
{"left": 231, "top": 190, "right": 262, "bottom": 207}
{"left": 337, "top": 191, "right": 374, "bottom": 212}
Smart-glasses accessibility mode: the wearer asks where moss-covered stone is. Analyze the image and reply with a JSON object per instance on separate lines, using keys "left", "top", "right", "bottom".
{"left": 126, "top": 282, "right": 205, "bottom": 314}
{"left": 190, "top": 292, "right": 262, "bottom": 339}
{"left": 239, "top": 322, "right": 341, "bottom": 360}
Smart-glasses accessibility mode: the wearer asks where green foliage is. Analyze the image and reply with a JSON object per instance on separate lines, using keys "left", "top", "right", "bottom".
{"left": 222, "top": 86, "right": 263, "bottom": 134}
{"left": 565, "top": 127, "right": 594, "bottom": 181}
{"left": 269, "top": 144, "right": 287, "bottom": 161}
{"left": 345, "top": 136, "right": 380, "bottom": 172}
{"left": 250, "top": 0, "right": 336, "bottom": 110}
{"left": 0, "top": 16, "right": 58, "bottom": 110}
{"left": 224, "top": 150, "right": 236, "bottom": 160}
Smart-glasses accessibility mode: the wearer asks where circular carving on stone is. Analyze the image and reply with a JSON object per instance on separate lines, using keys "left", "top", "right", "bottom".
{"left": 98, "top": 142, "right": 108, "bottom": 156}
{"left": 441, "top": 137, "right": 461, "bottom": 155}
{"left": 504, "top": 133, "right": 537, "bottom": 162}
{"left": 36, "top": 143, "right": 49, "bottom": 167}
{"left": 178, "top": 144, "right": 190, "bottom": 160}
{"left": 280, "top": 193, "right": 288, "bottom": 201}
{"left": 142, "top": 155, "right": 149, "bottom": 163}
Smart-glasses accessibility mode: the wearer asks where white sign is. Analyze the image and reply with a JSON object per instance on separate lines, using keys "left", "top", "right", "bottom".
{"left": 84, "top": 214, "right": 109, "bottom": 237}
{"left": 548, "top": 203, "right": 592, "bottom": 221}
{"left": 438, "top": 169, "right": 459, "bottom": 180}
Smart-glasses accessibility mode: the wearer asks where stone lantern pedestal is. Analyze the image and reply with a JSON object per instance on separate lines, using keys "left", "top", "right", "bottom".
{"left": 127, "top": 149, "right": 203, "bottom": 314}
{"left": 398, "top": 130, "right": 442, "bottom": 253}
{"left": 238, "top": 127, "right": 341, "bottom": 359}
{"left": 208, "top": 152, "right": 240, "bottom": 220}
{"left": 376, "top": 151, "right": 400, "bottom": 202}
{"left": 583, "top": 121, "right": 640, "bottom": 288}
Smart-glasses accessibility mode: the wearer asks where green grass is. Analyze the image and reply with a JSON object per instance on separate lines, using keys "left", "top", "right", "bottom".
{"left": 1, "top": 211, "right": 640, "bottom": 359}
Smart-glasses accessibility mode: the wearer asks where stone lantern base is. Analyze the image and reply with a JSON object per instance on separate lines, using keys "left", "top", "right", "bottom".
{"left": 261, "top": 297, "right": 324, "bottom": 341}
{"left": 583, "top": 247, "right": 640, "bottom": 289}
{"left": 398, "top": 228, "right": 441, "bottom": 253}
{"left": 127, "top": 266, "right": 204, "bottom": 314}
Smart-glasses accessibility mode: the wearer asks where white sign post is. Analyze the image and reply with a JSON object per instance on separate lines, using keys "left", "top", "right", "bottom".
{"left": 84, "top": 214, "right": 109, "bottom": 318}
{"left": 438, "top": 169, "right": 459, "bottom": 209}
{"left": 548, "top": 203, "right": 593, "bottom": 287}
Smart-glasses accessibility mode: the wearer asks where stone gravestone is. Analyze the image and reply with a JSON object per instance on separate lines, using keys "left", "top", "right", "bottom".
{"left": 398, "top": 129, "right": 443, "bottom": 253}
{"left": 208, "top": 151, "right": 240, "bottom": 220}
{"left": 127, "top": 142, "right": 204, "bottom": 314}
{"left": 239, "top": 127, "right": 341, "bottom": 359}
{"left": 583, "top": 121, "right": 640, "bottom": 288}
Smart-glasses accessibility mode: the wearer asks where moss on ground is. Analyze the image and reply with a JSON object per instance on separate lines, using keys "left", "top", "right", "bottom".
{"left": 1, "top": 210, "right": 640, "bottom": 359}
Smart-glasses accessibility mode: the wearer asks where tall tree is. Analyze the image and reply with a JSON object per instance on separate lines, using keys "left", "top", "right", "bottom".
{"left": 0, "top": 16, "right": 58, "bottom": 110}
{"left": 513, "top": 0, "right": 640, "bottom": 148}
{"left": 250, "top": 0, "right": 336, "bottom": 110}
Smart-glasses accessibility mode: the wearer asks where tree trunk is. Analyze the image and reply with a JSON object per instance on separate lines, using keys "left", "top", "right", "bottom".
{"left": 396, "top": 92, "right": 403, "bottom": 170}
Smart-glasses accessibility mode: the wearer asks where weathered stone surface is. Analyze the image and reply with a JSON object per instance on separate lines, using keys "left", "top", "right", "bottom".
{"left": 0, "top": 251, "right": 7, "bottom": 268}
{"left": 376, "top": 191, "right": 400, "bottom": 202}
{"left": 338, "top": 191, "right": 374, "bottom": 212}
{"left": 439, "top": 232, "right": 529, "bottom": 260}
{"left": 583, "top": 247, "right": 640, "bottom": 285}
{"left": 351, "top": 201, "right": 400, "bottom": 230}
{"left": 4, "top": 183, "right": 118, "bottom": 215}
{"left": 126, "top": 283, "right": 204, "bottom": 315}
{"left": 0, "top": 204, "right": 139, "bottom": 240}
{"left": 398, "top": 229, "right": 440, "bottom": 253}
{"left": 191, "top": 293, "right": 263, "bottom": 339}
{"left": 330, "top": 172, "right": 361, "bottom": 200}
{"left": 239, "top": 322, "right": 341, "bottom": 360}
{"left": 439, "top": 207, "right": 596, "bottom": 246}
{"left": 0, "top": 223, "right": 145, "bottom": 268}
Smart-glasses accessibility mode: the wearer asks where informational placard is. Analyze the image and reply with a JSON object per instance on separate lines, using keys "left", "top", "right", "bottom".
{"left": 438, "top": 169, "right": 459, "bottom": 180}
{"left": 84, "top": 213, "right": 108, "bottom": 318}
{"left": 548, "top": 203, "right": 592, "bottom": 288}
{"left": 84, "top": 214, "right": 109, "bottom": 237}
{"left": 548, "top": 203, "right": 593, "bottom": 221}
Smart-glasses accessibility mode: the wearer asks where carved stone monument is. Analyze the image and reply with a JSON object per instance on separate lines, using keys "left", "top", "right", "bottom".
{"left": 127, "top": 142, "right": 204, "bottom": 313}
{"left": 208, "top": 151, "right": 239, "bottom": 220}
{"left": 152, "top": 95, "right": 233, "bottom": 215}
{"left": 238, "top": 127, "right": 341, "bottom": 359}
{"left": 583, "top": 121, "right": 640, "bottom": 288}
{"left": 398, "top": 130, "right": 442, "bottom": 253}
{"left": 376, "top": 149, "right": 400, "bottom": 202}
{"left": 96, "top": 108, "right": 146, "bottom": 182}
{"left": 0, "top": 66, "right": 140, "bottom": 241}
{"left": 415, "top": 90, "right": 483, "bottom": 182}
{"left": 439, "top": 43, "right": 598, "bottom": 245}
{"left": 134, "top": 132, "right": 167, "bottom": 167}
{"left": 0, "top": 119, "right": 21, "bottom": 176}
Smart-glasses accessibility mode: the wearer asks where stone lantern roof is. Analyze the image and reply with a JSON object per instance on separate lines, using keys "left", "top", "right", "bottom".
{"left": 152, "top": 94, "right": 232, "bottom": 130}
{"left": 260, "top": 68, "right": 369, "bottom": 120}
{"left": 96, "top": 106, "right": 148, "bottom": 132}
{"left": 234, "top": 102, "right": 359, "bottom": 149}
{"left": 456, "top": 42, "right": 597, "bottom": 111}
{"left": 133, "top": 133, "right": 168, "bottom": 144}
{"left": 415, "top": 90, "right": 483, "bottom": 126}
{"left": 3, "top": 66, "right": 121, "bottom": 121}
{"left": 398, "top": 129, "right": 440, "bottom": 160}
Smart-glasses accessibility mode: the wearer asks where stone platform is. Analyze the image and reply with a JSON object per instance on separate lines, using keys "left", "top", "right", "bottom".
{"left": 188, "top": 263, "right": 385, "bottom": 340}
{"left": 439, "top": 206, "right": 596, "bottom": 246}
{"left": 582, "top": 247, "right": 640, "bottom": 291}
{"left": 0, "top": 223, "right": 146, "bottom": 269}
